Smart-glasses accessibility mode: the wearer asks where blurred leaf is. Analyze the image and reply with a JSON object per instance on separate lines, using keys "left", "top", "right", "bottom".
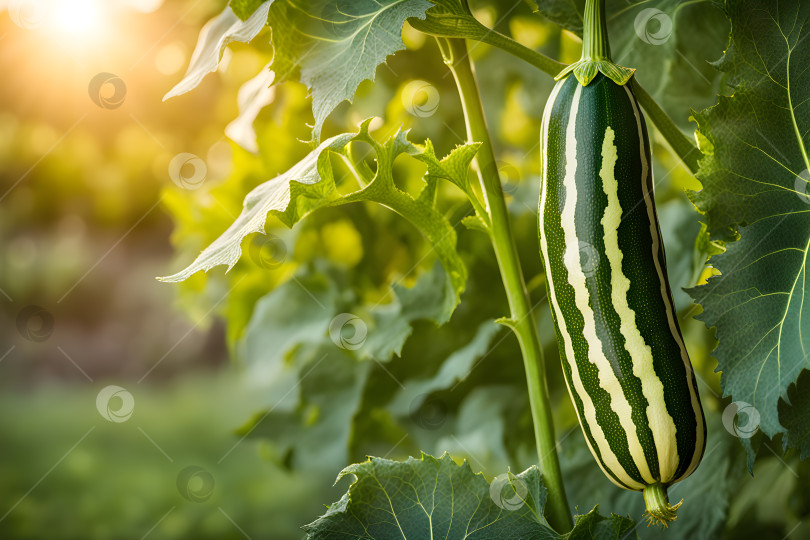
{"left": 362, "top": 261, "right": 463, "bottom": 359}
{"left": 303, "top": 452, "right": 638, "bottom": 539}
{"left": 238, "top": 261, "right": 472, "bottom": 470}
{"left": 408, "top": 0, "right": 486, "bottom": 39}
{"left": 236, "top": 344, "right": 372, "bottom": 472}
{"left": 230, "top": 0, "right": 270, "bottom": 20}
{"left": 686, "top": 0, "right": 810, "bottom": 441}
{"left": 268, "top": 0, "right": 433, "bottom": 138}
{"left": 535, "top": 0, "right": 728, "bottom": 126}
{"left": 239, "top": 272, "right": 337, "bottom": 383}
{"left": 434, "top": 386, "right": 515, "bottom": 470}
{"left": 724, "top": 457, "right": 801, "bottom": 537}
{"left": 387, "top": 320, "right": 501, "bottom": 415}
{"left": 164, "top": 3, "right": 272, "bottom": 100}
{"left": 225, "top": 64, "right": 276, "bottom": 154}
{"left": 533, "top": 0, "right": 583, "bottom": 31}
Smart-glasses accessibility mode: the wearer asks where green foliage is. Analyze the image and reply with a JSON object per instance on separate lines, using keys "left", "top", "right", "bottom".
{"left": 387, "top": 321, "right": 502, "bottom": 415}
{"left": 303, "top": 453, "right": 638, "bottom": 539}
{"left": 687, "top": 0, "right": 810, "bottom": 442}
{"left": 267, "top": 0, "right": 433, "bottom": 138}
{"left": 234, "top": 262, "right": 471, "bottom": 472}
{"left": 155, "top": 0, "right": 810, "bottom": 536}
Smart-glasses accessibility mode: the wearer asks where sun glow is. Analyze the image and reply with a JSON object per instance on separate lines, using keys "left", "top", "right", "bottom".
{"left": 50, "top": 0, "right": 104, "bottom": 39}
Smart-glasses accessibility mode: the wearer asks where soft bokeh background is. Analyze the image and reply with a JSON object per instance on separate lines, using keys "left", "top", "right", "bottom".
{"left": 1, "top": 1, "right": 808, "bottom": 539}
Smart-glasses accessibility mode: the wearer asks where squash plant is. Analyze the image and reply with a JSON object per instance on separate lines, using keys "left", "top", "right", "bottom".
{"left": 161, "top": 0, "right": 810, "bottom": 537}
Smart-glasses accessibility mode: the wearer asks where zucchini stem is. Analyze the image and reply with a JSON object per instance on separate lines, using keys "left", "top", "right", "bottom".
{"left": 642, "top": 483, "right": 683, "bottom": 527}
{"left": 555, "top": 0, "right": 635, "bottom": 86}
{"left": 438, "top": 36, "right": 573, "bottom": 533}
{"left": 582, "top": 0, "right": 612, "bottom": 62}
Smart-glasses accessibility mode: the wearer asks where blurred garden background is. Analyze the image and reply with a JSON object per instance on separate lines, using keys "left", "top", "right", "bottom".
{"left": 1, "top": 0, "right": 809, "bottom": 539}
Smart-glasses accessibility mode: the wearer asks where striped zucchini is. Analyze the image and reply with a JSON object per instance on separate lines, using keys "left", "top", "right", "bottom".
{"left": 538, "top": 0, "right": 706, "bottom": 525}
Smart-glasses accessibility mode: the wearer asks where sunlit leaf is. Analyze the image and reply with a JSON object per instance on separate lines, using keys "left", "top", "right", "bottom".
{"left": 267, "top": 0, "right": 432, "bottom": 138}
{"left": 225, "top": 64, "right": 275, "bottom": 154}
{"left": 158, "top": 131, "right": 357, "bottom": 281}
{"left": 160, "top": 120, "right": 477, "bottom": 322}
{"left": 687, "top": 0, "right": 810, "bottom": 440}
{"left": 303, "top": 452, "right": 638, "bottom": 539}
{"left": 163, "top": 3, "right": 272, "bottom": 100}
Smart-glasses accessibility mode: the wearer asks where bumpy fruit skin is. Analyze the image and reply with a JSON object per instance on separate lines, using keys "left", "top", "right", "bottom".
{"left": 538, "top": 73, "right": 706, "bottom": 492}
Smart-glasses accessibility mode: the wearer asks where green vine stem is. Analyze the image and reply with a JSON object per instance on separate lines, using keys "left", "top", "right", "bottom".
{"left": 437, "top": 36, "right": 573, "bottom": 533}
{"left": 412, "top": 10, "right": 702, "bottom": 174}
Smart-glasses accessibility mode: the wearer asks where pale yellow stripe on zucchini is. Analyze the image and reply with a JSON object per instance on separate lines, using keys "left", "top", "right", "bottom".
{"left": 599, "top": 124, "right": 678, "bottom": 483}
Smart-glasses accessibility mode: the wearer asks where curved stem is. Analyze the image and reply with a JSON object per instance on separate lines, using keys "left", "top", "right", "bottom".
{"left": 438, "top": 36, "right": 573, "bottom": 533}
{"left": 413, "top": 14, "right": 701, "bottom": 174}
{"left": 477, "top": 30, "right": 567, "bottom": 77}
{"left": 631, "top": 80, "right": 701, "bottom": 174}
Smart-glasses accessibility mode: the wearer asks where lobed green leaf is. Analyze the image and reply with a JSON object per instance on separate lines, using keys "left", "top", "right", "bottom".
{"left": 303, "top": 452, "right": 638, "bottom": 539}
{"left": 687, "top": 0, "right": 810, "bottom": 445}
{"left": 268, "top": 0, "right": 433, "bottom": 138}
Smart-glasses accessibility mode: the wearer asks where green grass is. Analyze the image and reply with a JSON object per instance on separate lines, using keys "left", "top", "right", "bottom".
{"left": 0, "top": 372, "right": 337, "bottom": 540}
